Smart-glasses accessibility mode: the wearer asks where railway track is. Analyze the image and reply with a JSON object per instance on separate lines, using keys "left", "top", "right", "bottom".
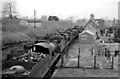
{"left": 2, "top": 26, "right": 81, "bottom": 79}
{"left": 42, "top": 35, "right": 78, "bottom": 79}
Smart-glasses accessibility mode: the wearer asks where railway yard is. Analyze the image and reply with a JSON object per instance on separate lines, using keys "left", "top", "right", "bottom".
{"left": 2, "top": 28, "right": 120, "bottom": 79}
{"left": 1, "top": 14, "right": 120, "bottom": 79}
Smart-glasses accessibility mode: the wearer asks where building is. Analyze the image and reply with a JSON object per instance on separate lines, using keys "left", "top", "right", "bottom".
{"left": 79, "top": 14, "right": 103, "bottom": 44}
{"left": 79, "top": 30, "right": 96, "bottom": 44}
{"left": 84, "top": 14, "right": 105, "bottom": 36}
{"left": 102, "top": 18, "right": 118, "bottom": 42}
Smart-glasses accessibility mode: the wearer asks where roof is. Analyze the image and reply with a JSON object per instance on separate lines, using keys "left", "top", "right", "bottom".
{"left": 84, "top": 14, "right": 105, "bottom": 30}
{"left": 84, "top": 24, "right": 97, "bottom": 34}
{"left": 79, "top": 30, "right": 95, "bottom": 35}
{"left": 34, "top": 42, "right": 56, "bottom": 52}
{"left": 35, "top": 43, "right": 51, "bottom": 49}
{"left": 84, "top": 18, "right": 99, "bottom": 29}
{"left": 101, "top": 36, "right": 109, "bottom": 42}
{"left": 95, "top": 19, "right": 105, "bottom": 30}
{"left": 95, "top": 39, "right": 104, "bottom": 43}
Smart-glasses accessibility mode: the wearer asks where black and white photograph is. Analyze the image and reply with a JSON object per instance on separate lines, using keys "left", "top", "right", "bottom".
{"left": 0, "top": 0, "right": 120, "bottom": 79}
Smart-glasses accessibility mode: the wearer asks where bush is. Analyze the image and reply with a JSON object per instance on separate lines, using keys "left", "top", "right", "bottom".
{"left": 2, "top": 32, "right": 30, "bottom": 45}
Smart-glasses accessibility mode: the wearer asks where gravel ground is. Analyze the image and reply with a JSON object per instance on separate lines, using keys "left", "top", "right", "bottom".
{"left": 52, "top": 42, "right": 118, "bottom": 77}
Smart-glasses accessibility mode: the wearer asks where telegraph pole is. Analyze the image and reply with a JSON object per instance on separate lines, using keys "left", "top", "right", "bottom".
{"left": 34, "top": 10, "right": 36, "bottom": 28}
{"left": 8, "top": 3, "right": 12, "bottom": 19}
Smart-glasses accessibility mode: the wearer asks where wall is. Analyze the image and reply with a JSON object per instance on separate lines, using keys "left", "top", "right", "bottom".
{"left": 79, "top": 32, "right": 95, "bottom": 44}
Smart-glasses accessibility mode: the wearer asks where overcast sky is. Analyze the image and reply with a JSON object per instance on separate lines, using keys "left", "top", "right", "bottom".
{"left": 1, "top": 0, "right": 119, "bottom": 19}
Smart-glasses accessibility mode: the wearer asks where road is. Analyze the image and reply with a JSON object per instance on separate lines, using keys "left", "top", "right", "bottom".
{"left": 52, "top": 41, "right": 118, "bottom": 77}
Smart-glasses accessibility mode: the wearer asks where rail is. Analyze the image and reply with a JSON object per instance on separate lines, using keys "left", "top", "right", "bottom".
{"left": 42, "top": 34, "right": 78, "bottom": 79}
{"left": 2, "top": 32, "right": 79, "bottom": 78}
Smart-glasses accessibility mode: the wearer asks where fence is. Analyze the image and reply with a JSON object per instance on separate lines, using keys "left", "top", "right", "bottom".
{"left": 96, "top": 43, "right": 120, "bottom": 56}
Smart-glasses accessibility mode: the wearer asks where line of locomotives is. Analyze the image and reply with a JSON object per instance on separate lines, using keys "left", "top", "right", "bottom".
{"left": 2, "top": 26, "right": 83, "bottom": 78}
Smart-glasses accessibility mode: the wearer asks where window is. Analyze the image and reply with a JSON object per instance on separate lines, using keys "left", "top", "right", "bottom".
{"left": 81, "top": 35, "right": 87, "bottom": 40}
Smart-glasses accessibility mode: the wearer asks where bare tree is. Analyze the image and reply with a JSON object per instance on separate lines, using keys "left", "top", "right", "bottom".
{"left": 2, "top": 2, "right": 18, "bottom": 19}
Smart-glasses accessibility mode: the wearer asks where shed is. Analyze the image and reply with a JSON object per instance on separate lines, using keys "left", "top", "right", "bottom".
{"left": 79, "top": 30, "right": 96, "bottom": 44}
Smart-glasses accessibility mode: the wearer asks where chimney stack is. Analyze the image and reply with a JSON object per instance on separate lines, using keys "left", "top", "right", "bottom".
{"left": 90, "top": 13, "right": 94, "bottom": 19}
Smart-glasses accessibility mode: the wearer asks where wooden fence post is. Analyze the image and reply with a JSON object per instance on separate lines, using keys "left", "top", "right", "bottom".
{"left": 91, "top": 47, "right": 93, "bottom": 55}
{"left": 94, "top": 55, "right": 97, "bottom": 68}
{"left": 78, "top": 48, "right": 80, "bottom": 68}
{"left": 111, "top": 55, "right": 114, "bottom": 69}
{"left": 61, "top": 54, "right": 64, "bottom": 68}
